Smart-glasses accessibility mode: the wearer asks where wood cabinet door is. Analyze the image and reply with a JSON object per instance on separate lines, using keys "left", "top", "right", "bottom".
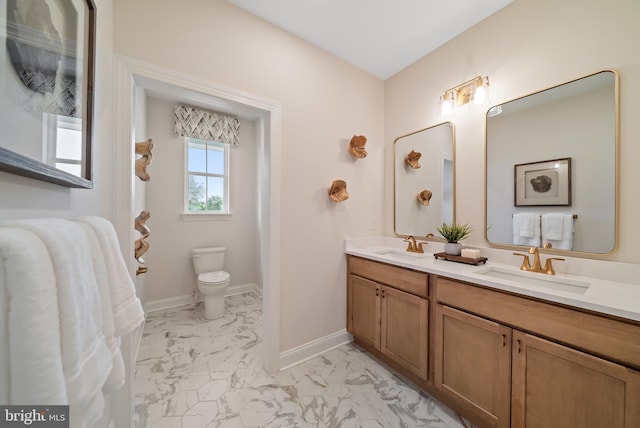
{"left": 380, "top": 285, "right": 429, "bottom": 381}
{"left": 348, "top": 275, "right": 381, "bottom": 350}
{"left": 434, "top": 305, "right": 512, "bottom": 428}
{"left": 511, "top": 331, "right": 640, "bottom": 428}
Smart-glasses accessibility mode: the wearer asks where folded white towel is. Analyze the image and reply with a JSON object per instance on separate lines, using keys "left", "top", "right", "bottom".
{"left": 0, "top": 227, "right": 67, "bottom": 405}
{"left": 75, "top": 216, "right": 145, "bottom": 337}
{"left": 73, "top": 222, "right": 125, "bottom": 394}
{"left": 514, "top": 213, "right": 537, "bottom": 238}
{"left": 12, "top": 219, "right": 112, "bottom": 428}
{"left": 541, "top": 213, "right": 565, "bottom": 240}
{"left": 513, "top": 213, "right": 541, "bottom": 246}
{"left": 542, "top": 214, "right": 574, "bottom": 250}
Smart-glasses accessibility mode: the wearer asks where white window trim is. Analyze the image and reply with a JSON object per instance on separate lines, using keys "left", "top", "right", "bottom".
{"left": 183, "top": 137, "right": 231, "bottom": 219}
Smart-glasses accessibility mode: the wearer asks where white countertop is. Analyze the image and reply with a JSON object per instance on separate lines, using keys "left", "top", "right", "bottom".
{"left": 345, "top": 237, "right": 640, "bottom": 322}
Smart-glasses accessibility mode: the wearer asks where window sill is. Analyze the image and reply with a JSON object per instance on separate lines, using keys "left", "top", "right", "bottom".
{"left": 181, "top": 212, "right": 232, "bottom": 222}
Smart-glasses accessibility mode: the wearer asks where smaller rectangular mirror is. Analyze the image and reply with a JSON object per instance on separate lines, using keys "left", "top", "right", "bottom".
{"left": 394, "top": 122, "right": 455, "bottom": 237}
{"left": 0, "top": 0, "right": 96, "bottom": 188}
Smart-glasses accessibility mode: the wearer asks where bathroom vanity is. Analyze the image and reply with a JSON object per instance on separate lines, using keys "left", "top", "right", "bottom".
{"left": 345, "top": 239, "right": 640, "bottom": 428}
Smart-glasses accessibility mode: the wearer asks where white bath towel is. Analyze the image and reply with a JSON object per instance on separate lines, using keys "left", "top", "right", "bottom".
{"left": 542, "top": 214, "right": 574, "bottom": 250}
{"left": 12, "top": 219, "right": 112, "bottom": 428}
{"left": 73, "top": 222, "right": 125, "bottom": 394}
{"left": 0, "top": 227, "right": 67, "bottom": 405}
{"left": 74, "top": 216, "right": 144, "bottom": 337}
{"left": 541, "top": 213, "right": 565, "bottom": 240}
{"left": 513, "top": 213, "right": 541, "bottom": 246}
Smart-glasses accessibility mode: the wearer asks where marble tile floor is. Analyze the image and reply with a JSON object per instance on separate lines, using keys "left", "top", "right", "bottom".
{"left": 134, "top": 292, "right": 459, "bottom": 428}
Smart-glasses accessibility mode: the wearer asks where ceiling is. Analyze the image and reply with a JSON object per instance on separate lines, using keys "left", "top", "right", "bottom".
{"left": 227, "top": 0, "right": 513, "bottom": 80}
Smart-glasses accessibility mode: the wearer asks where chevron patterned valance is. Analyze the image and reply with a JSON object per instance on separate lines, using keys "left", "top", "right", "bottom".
{"left": 174, "top": 105, "right": 240, "bottom": 147}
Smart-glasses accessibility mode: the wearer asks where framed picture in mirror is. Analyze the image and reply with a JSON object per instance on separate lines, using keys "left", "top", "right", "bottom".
{"left": 0, "top": 0, "right": 96, "bottom": 188}
{"left": 514, "top": 158, "right": 571, "bottom": 206}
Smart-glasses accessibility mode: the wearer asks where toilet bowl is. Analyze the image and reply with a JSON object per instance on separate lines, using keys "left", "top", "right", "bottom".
{"left": 192, "top": 247, "right": 231, "bottom": 319}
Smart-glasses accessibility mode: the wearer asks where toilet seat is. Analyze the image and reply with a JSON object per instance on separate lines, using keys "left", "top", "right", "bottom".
{"left": 198, "top": 271, "right": 230, "bottom": 285}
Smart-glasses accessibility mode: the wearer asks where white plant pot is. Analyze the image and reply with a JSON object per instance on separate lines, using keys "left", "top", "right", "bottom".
{"left": 444, "top": 242, "right": 462, "bottom": 256}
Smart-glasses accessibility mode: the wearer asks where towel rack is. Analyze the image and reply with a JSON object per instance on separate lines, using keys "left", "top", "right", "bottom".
{"left": 512, "top": 213, "right": 578, "bottom": 219}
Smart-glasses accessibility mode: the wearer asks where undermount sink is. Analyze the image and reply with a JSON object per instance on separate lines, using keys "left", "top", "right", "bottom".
{"left": 371, "top": 249, "right": 428, "bottom": 261}
{"left": 474, "top": 266, "right": 591, "bottom": 295}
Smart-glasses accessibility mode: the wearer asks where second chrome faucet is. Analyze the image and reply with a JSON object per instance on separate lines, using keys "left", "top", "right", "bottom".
{"left": 513, "top": 246, "right": 565, "bottom": 275}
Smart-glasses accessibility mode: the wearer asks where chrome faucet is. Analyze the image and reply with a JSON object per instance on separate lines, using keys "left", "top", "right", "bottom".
{"left": 513, "top": 246, "right": 565, "bottom": 275}
{"left": 404, "top": 235, "right": 426, "bottom": 253}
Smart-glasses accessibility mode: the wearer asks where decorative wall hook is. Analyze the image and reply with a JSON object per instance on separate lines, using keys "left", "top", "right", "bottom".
{"left": 417, "top": 190, "right": 433, "bottom": 206}
{"left": 134, "top": 210, "right": 151, "bottom": 274}
{"left": 135, "top": 139, "right": 154, "bottom": 158}
{"left": 135, "top": 155, "right": 152, "bottom": 181}
{"left": 349, "top": 135, "right": 368, "bottom": 158}
{"left": 135, "top": 139, "right": 154, "bottom": 181}
{"left": 329, "top": 180, "right": 349, "bottom": 203}
{"left": 405, "top": 150, "right": 422, "bottom": 169}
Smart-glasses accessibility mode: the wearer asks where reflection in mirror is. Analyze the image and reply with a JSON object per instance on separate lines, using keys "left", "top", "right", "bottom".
{"left": 395, "top": 122, "right": 455, "bottom": 237}
{"left": 485, "top": 70, "right": 618, "bottom": 255}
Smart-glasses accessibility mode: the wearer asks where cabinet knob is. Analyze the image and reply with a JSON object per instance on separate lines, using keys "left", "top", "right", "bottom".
{"left": 516, "top": 339, "right": 522, "bottom": 353}
{"left": 502, "top": 334, "right": 507, "bottom": 348}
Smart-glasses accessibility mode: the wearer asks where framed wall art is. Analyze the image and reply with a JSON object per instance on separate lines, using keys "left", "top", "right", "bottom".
{"left": 514, "top": 157, "right": 571, "bottom": 206}
{"left": 0, "top": 0, "right": 96, "bottom": 188}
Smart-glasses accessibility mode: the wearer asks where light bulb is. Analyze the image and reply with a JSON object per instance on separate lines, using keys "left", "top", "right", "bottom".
{"left": 441, "top": 99, "right": 453, "bottom": 117}
{"left": 473, "top": 86, "right": 486, "bottom": 105}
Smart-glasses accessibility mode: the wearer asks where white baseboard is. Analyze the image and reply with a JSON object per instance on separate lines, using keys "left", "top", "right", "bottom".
{"left": 226, "top": 283, "right": 261, "bottom": 297}
{"left": 279, "top": 329, "right": 353, "bottom": 371}
{"left": 143, "top": 283, "right": 261, "bottom": 313}
{"left": 144, "top": 294, "right": 194, "bottom": 313}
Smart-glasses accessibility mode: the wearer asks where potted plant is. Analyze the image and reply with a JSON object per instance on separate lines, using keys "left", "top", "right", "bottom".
{"left": 436, "top": 222, "right": 472, "bottom": 255}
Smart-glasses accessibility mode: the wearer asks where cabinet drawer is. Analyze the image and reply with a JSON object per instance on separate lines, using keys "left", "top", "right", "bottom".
{"left": 349, "top": 256, "right": 428, "bottom": 298}
{"left": 435, "top": 276, "right": 640, "bottom": 369}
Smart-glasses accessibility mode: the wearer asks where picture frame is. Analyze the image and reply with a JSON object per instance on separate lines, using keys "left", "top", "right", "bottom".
{"left": 514, "top": 157, "right": 571, "bottom": 206}
{"left": 0, "top": 0, "right": 96, "bottom": 188}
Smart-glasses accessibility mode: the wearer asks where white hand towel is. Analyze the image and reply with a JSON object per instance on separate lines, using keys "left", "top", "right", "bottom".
{"left": 512, "top": 213, "right": 541, "bottom": 246}
{"left": 0, "top": 227, "right": 67, "bottom": 405}
{"left": 13, "top": 219, "right": 112, "bottom": 428}
{"left": 74, "top": 216, "right": 144, "bottom": 337}
{"left": 73, "top": 222, "right": 125, "bottom": 394}
{"left": 541, "top": 213, "right": 564, "bottom": 240}
{"left": 514, "top": 213, "right": 537, "bottom": 238}
{"left": 542, "top": 214, "right": 574, "bottom": 250}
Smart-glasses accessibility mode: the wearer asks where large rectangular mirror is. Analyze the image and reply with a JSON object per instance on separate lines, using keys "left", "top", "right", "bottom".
{"left": 485, "top": 70, "right": 618, "bottom": 255}
{"left": 394, "top": 122, "right": 455, "bottom": 237}
{"left": 0, "top": 0, "right": 96, "bottom": 188}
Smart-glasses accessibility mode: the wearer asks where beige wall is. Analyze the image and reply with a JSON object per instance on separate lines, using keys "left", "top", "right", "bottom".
{"left": 384, "top": 0, "right": 640, "bottom": 263}
{"left": 143, "top": 96, "right": 260, "bottom": 301}
{"left": 113, "top": 0, "right": 385, "bottom": 351}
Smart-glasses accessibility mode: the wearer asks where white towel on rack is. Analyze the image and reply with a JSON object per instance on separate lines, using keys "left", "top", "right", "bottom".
{"left": 513, "top": 213, "right": 541, "bottom": 246}
{"left": 74, "top": 216, "right": 144, "bottom": 337}
{"left": 542, "top": 214, "right": 574, "bottom": 250}
{"left": 12, "top": 219, "right": 112, "bottom": 428}
{"left": 0, "top": 227, "right": 67, "bottom": 405}
{"left": 541, "top": 213, "right": 565, "bottom": 240}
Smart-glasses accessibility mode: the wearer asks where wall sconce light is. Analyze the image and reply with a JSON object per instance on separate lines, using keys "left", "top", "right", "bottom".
{"left": 439, "top": 76, "right": 491, "bottom": 119}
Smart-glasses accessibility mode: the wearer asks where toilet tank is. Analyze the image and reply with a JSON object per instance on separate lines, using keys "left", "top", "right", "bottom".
{"left": 192, "top": 247, "right": 226, "bottom": 275}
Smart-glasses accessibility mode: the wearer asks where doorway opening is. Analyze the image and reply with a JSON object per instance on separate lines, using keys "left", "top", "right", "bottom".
{"left": 113, "top": 56, "right": 281, "bottom": 374}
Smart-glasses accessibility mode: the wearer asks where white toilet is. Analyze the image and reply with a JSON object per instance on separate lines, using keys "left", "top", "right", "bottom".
{"left": 191, "top": 247, "right": 231, "bottom": 319}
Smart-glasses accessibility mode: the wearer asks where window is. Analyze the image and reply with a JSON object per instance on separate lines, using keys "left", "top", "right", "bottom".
{"left": 185, "top": 138, "right": 229, "bottom": 214}
{"left": 43, "top": 113, "right": 83, "bottom": 177}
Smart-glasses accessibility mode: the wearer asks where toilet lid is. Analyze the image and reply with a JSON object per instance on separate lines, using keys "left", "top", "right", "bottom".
{"left": 198, "top": 271, "right": 230, "bottom": 284}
